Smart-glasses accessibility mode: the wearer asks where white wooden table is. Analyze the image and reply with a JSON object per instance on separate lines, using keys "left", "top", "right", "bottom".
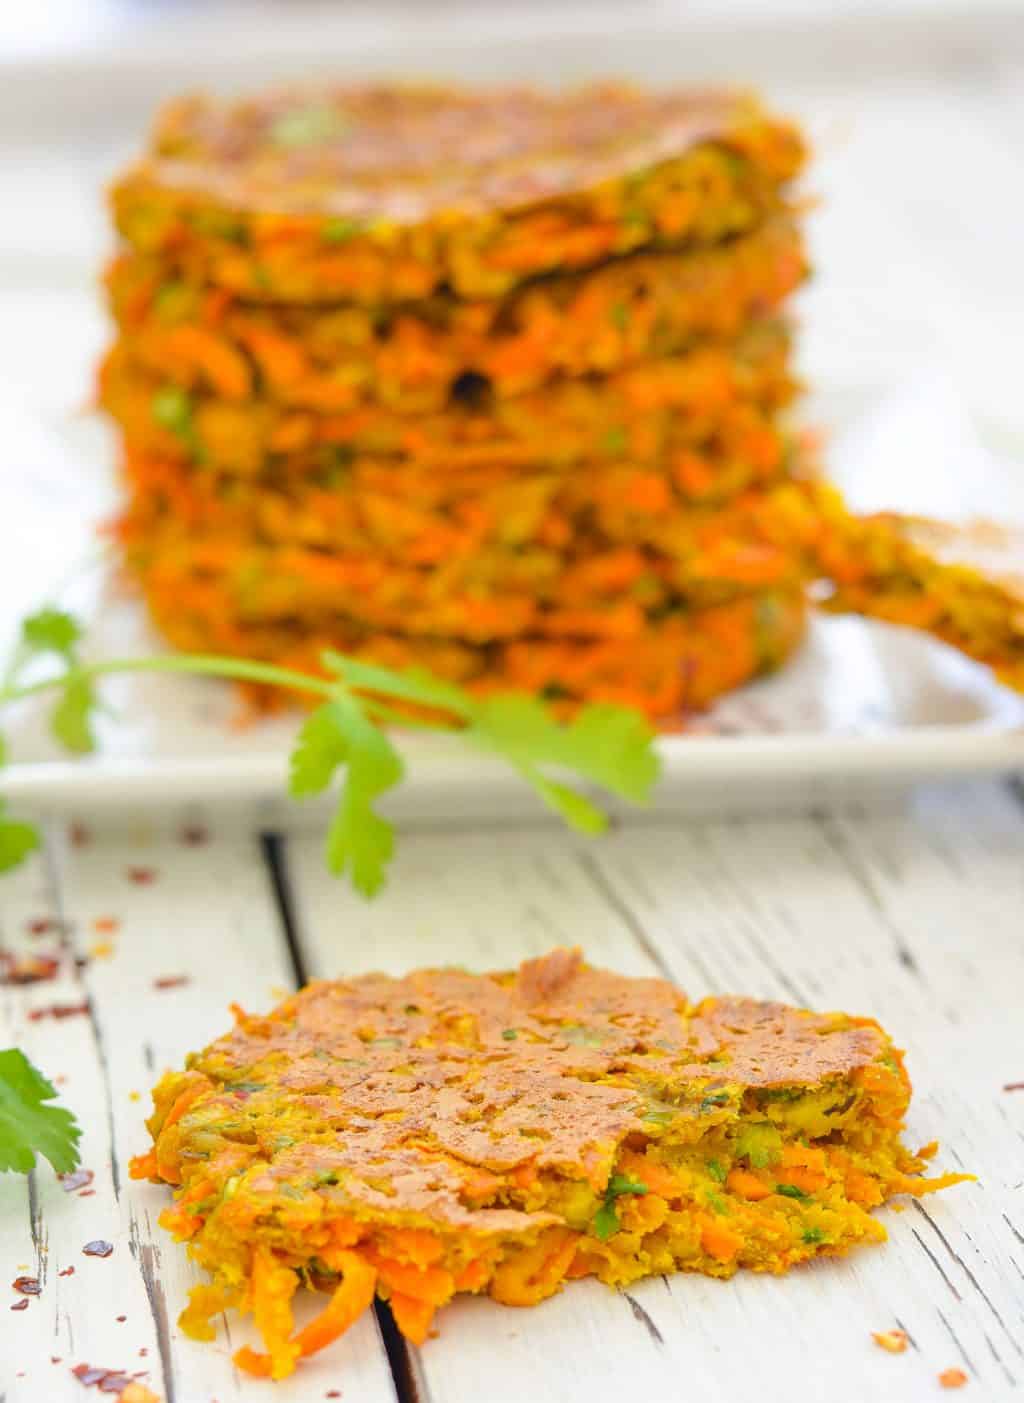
{"left": 3, "top": 5, "right": 1024, "bottom": 1400}
{"left": 1, "top": 790, "right": 1023, "bottom": 1403}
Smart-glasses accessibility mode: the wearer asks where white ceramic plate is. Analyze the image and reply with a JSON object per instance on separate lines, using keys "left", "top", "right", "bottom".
{"left": 2, "top": 17, "right": 1024, "bottom": 820}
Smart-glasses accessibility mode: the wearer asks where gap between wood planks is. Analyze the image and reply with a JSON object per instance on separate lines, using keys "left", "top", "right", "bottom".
{"left": 260, "top": 833, "right": 423, "bottom": 1403}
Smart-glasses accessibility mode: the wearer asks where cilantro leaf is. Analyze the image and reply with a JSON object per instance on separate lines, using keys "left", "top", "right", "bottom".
{"left": 21, "top": 608, "right": 81, "bottom": 659}
{"left": 50, "top": 674, "right": 97, "bottom": 754}
{"left": 321, "top": 653, "right": 473, "bottom": 720}
{"left": 606, "top": 1175, "right": 649, "bottom": 1199}
{"left": 466, "top": 696, "right": 659, "bottom": 807}
{"left": 0, "top": 802, "right": 39, "bottom": 874}
{"left": 0, "top": 1049, "right": 81, "bottom": 1175}
{"left": 591, "top": 1173, "right": 649, "bottom": 1240}
{"left": 592, "top": 1202, "right": 620, "bottom": 1241}
{"left": 289, "top": 699, "right": 404, "bottom": 897}
{"left": 775, "top": 1183, "right": 810, "bottom": 1200}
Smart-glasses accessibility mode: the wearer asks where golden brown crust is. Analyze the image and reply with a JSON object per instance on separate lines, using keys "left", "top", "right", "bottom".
{"left": 172, "top": 951, "right": 888, "bottom": 1230}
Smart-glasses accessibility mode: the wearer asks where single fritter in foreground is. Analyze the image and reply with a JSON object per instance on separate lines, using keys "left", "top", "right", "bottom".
{"left": 131, "top": 949, "right": 969, "bottom": 1379}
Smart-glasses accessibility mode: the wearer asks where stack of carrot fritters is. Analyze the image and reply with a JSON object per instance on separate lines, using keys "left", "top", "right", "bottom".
{"left": 100, "top": 83, "right": 813, "bottom": 717}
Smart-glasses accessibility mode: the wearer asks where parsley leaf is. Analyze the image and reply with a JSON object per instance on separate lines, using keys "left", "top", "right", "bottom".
{"left": 289, "top": 699, "right": 404, "bottom": 897}
{"left": 0, "top": 1049, "right": 81, "bottom": 1174}
{"left": 50, "top": 674, "right": 97, "bottom": 754}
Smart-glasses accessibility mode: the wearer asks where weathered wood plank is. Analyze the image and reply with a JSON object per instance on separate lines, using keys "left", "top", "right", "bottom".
{"left": 283, "top": 780, "right": 1023, "bottom": 1402}
{"left": 0, "top": 826, "right": 396, "bottom": 1403}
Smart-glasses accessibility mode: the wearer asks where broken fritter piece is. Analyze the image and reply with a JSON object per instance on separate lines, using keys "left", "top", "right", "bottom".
{"left": 131, "top": 949, "right": 969, "bottom": 1380}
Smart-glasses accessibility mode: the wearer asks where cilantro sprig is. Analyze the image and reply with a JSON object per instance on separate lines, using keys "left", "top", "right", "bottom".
{"left": 1, "top": 606, "right": 661, "bottom": 897}
{"left": 0, "top": 1049, "right": 81, "bottom": 1175}
{"left": 592, "top": 1173, "right": 649, "bottom": 1241}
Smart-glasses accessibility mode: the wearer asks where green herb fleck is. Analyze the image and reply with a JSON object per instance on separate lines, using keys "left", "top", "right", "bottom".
{"left": 591, "top": 1173, "right": 649, "bottom": 1240}
{"left": 802, "top": 1226, "right": 825, "bottom": 1244}
{"left": 707, "top": 1158, "right": 727, "bottom": 1183}
{"left": 775, "top": 1183, "right": 809, "bottom": 1200}
{"left": 323, "top": 217, "right": 361, "bottom": 244}
{"left": 603, "top": 427, "right": 627, "bottom": 456}
{"left": 705, "top": 1190, "right": 729, "bottom": 1215}
{"left": 642, "top": 1106, "right": 677, "bottom": 1126}
{"left": 699, "top": 1091, "right": 730, "bottom": 1114}
{"left": 733, "top": 1122, "right": 781, "bottom": 1169}
{"left": 501, "top": 1029, "right": 518, "bottom": 1041}
{"left": 271, "top": 105, "right": 347, "bottom": 148}
{"left": 152, "top": 385, "right": 193, "bottom": 435}
{"left": 609, "top": 303, "right": 629, "bottom": 332}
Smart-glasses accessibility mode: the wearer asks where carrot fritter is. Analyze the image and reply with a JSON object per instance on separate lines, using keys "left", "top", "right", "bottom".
{"left": 131, "top": 949, "right": 969, "bottom": 1380}
{"left": 105, "top": 216, "right": 807, "bottom": 410}
{"left": 98, "top": 319, "right": 796, "bottom": 473}
{"left": 111, "top": 84, "right": 806, "bottom": 304}
{"left": 128, "top": 588, "right": 808, "bottom": 719}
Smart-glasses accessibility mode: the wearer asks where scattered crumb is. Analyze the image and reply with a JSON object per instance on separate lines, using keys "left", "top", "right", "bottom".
{"left": 59, "top": 1266, "right": 76, "bottom": 1277}
{"left": 872, "top": 1329, "right": 909, "bottom": 1354}
{"left": 60, "top": 1168, "right": 95, "bottom": 1193}
{"left": 92, "top": 916, "right": 121, "bottom": 935}
{"left": 127, "top": 866, "right": 157, "bottom": 885}
{"left": 269, "top": 985, "right": 288, "bottom": 1001}
{"left": 89, "top": 941, "right": 116, "bottom": 960}
{"left": 10, "top": 1299, "right": 28, "bottom": 1311}
{"left": 138, "top": 1348, "right": 148, "bottom": 1358}
{"left": 129, "top": 1091, "right": 141, "bottom": 1102}
{"left": 82, "top": 1240, "right": 114, "bottom": 1258}
{"left": 153, "top": 975, "right": 190, "bottom": 991}
{"left": 939, "top": 1369, "right": 968, "bottom": 1389}
{"left": 1003, "top": 1082, "right": 1024, "bottom": 1092}
{"left": 27, "top": 916, "right": 56, "bottom": 935}
{"left": 121, "top": 1385, "right": 161, "bottom": 1403}
{"left": 70, "top": 821, "right": 91, "bottom": 847}
{"left": 181, "top": 824, "right": 209, "bottom": 846}
{"left": 79, "top": 1189, "right": 96, "bottom": 1198}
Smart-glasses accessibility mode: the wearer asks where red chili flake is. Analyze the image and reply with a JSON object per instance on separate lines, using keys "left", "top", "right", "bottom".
{"left": 181, "top": 824, "right": 209, "bottom": 846}
{"left": 72, "top": 1364, "right": 110, "bottom": 1386}
{"left": 29, "top": 1001, "right": 90, "bottom": 1022}
{"left": 0, "top": 951, "right": 61, "bottom": 985}
{"left": 138, "top": 1348, "right": 148, "bottom": 1358}
{"left": 153, "top": 975, "right": 190, "bottom": 990}
{"left": 60, "top": 1168, "right": 94, "bottom": 1193}
{"left": 91, "top": 917, "right": 120, "bottom": 935}
{"left": 52, "top": 1356, "right": 62, "bottom": 1364}
{"left": 116, "top": 1315, "right": 126, "bottom": 1323}
{"left": 70, "top": 821, "right": 91, "bottom": 847}
{"left": 13, "top": 1275, "right": 41, "bottom": 1295}
{"left": 126, "top": 867, "right": 157, "bottom": 885}
{"left": 10, "top": 1298, "right": 29, "bottom": 1311}
{"left": 79, "top": 1189, "right": 96, "bottom": 1198}
{"left": 98, "top": 1373, "right": 131, "bottom": 1393}
{"left": 82, "top": 1240, "right": 114, "bottom": 1258}
{"left": 27, "top": 916, "right": 55, "bottom": 935}
{"left": 1004, "top": 1081, "right": 1024, "bottom": 1092}
{"left": 327, "top": 1393, "right": 343, "bottom": 1399}
{"left": 59, "top": 1266, "right": 76, "bottom": 1277}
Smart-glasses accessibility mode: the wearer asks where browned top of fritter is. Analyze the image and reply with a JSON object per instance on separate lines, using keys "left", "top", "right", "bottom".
{"left": 123, "top": 82, "right": 797, "bottom": 221}
{"left": 167, "top": 950, "right": 889, "bottom": 1232}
